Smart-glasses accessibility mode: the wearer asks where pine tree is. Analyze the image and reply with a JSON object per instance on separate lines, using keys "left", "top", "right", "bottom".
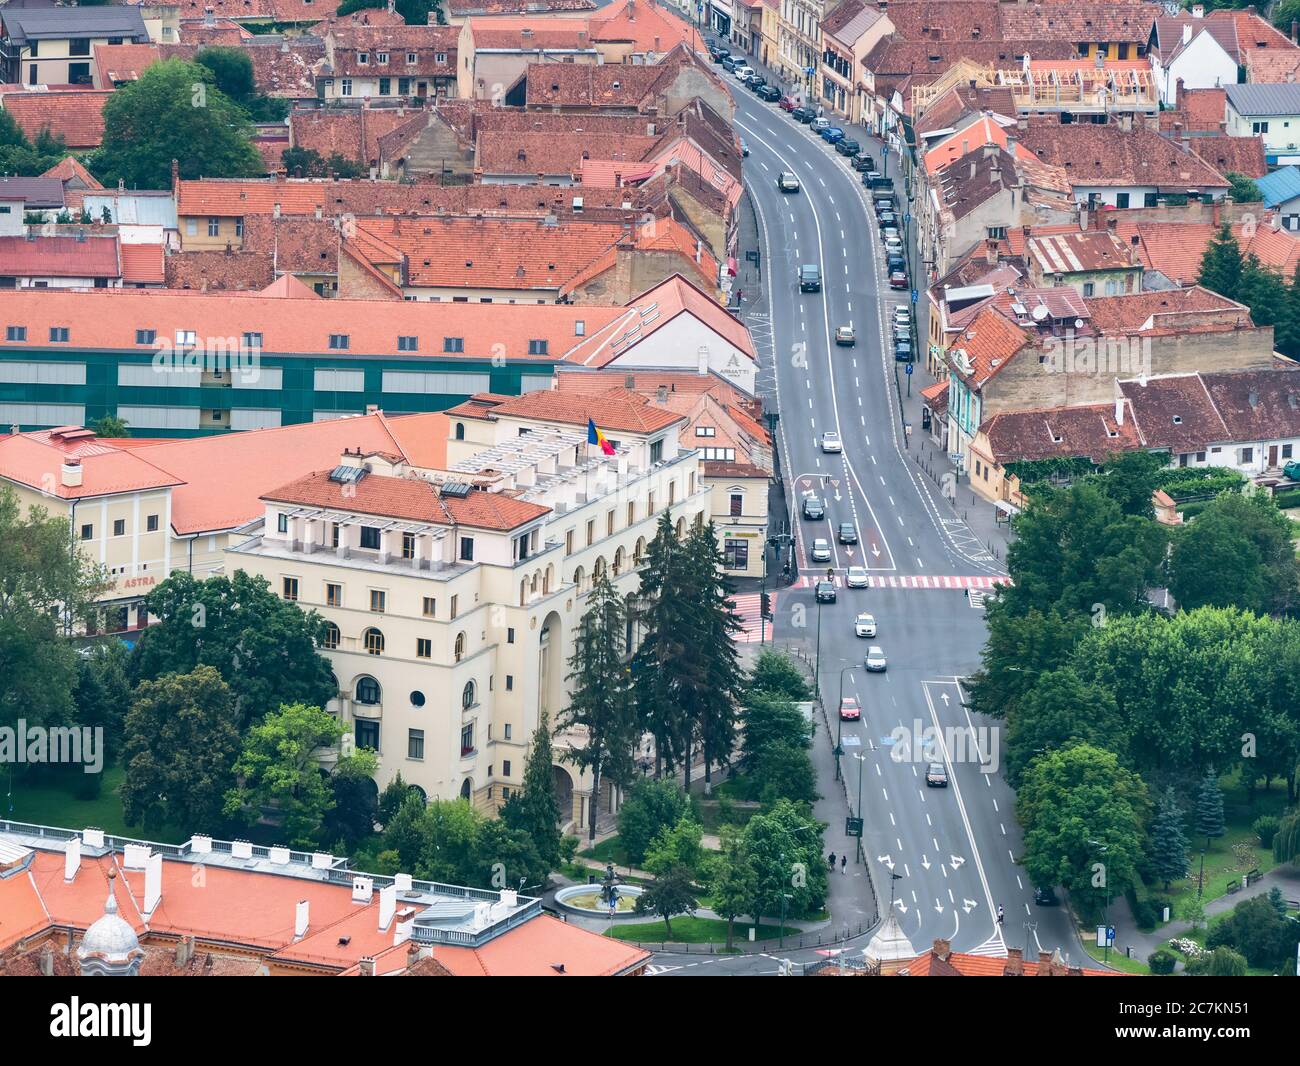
{"left": 1149, "top": 786, "right": 1189, "bottom": 891}
{"left": 1197, "top": 223, "right": 1246, "bottom": 301}
{"left": 556, "top": 571, "right": 638, "bottom": 842}
{"left": 1194, "top": 767, "right": 1226, "bottom": 843}
{"left": 501, "top": 713, "right": 562, "bottom": 871}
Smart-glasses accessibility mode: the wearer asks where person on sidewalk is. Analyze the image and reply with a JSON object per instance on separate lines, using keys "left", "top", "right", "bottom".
{"left": 828, "top": 852, "right": 837, "bottom": 872}
{"left": 841, "top": 855, "right": 847, "bottom": 875}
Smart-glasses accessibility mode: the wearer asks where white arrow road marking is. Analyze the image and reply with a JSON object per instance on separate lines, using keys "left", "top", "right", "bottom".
{"left": 920, "top": 854, "right": 931, "bottom": 870}
{"left": 963, "top": 899, "right": 979, "bottom": 914}
{"left": 950, "top": 855, "right": 966, "bottom": 869}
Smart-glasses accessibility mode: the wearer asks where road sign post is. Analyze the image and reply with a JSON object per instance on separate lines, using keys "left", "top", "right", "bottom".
{"left": 845, "top": 817, "right": 863, "bottom": 837}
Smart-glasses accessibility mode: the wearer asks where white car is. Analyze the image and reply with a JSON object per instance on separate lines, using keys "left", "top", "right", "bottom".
{"left": 734, "top": 65, "right": 754, "bottom": 81}
{"left": 811, "top": 538, "right": 832, "bottom": 562}
{"left": 854, "top": 612, "right": 877, "bottom": 637}
{"left": 846, "top": 566, "right": 869, "bottom": 588}
{"left": 821, "top": 431, "right": 842, "bottom": 453}
{"left": 865, "top": 645, "right": 887, "bottom": 671}
{"left": 893, "top": 307, "right": 911, "bottom": 326}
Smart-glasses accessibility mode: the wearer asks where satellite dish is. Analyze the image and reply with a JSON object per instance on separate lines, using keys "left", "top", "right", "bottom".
{"left": 1075, "top": 318, "right": 1085, "bottom": 329}
{"left": 1031, "top": 304, "right": 1049, "bottom": 322}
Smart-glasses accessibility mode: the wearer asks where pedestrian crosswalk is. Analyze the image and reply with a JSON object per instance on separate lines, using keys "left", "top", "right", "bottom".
{"left": 967, "top": 931, "right": 1009, "bottom": 958}
{"left": 790, "top": 574, "right": 1009, "bottom": 590}
{"left": 731, "top": 593, "right": 776, "bottom": 642}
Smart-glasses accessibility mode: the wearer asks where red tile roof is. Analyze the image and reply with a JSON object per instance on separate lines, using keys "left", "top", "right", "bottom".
{"left": 998, "top": 2, "right": 1162, "bottom": 45}
{"left": 0, "top": 234, "right": 120, "bottom": 278}
{"left": 947, "top": 305, "right": 1032, "bottom": 388}
{"left": 447, "top": 386, "right": 685, "bottom": 434}
{"left": 1189, "top": 134, "right": 1268, "bottom": 180}
{"left": 289, "top": 108, "right": 423, "bottom": 169}
{"left": 467, "top": 15, "right": 595, "bottom": 49}
{"left": 897, "top": 943, "right": 1120, "bottom": 976}
{"left": 587, "top": 0, "right": 699, "bottom": 54}
{"left": 427, "top": 913, "right": 648, "bottom": 976}
{"left": 1115, "top": 219, "right": 1300, "bottom": 286}
{"left": 1016, "top": 123, "right": 1229, "bottom": 190}
{"left": 177, "top": 177, "right": 328, "bottom": 217}
{"left": 120, "top": 242, "right": 165, "bottom": 284}
{"left": 0, "top": 428, "right": 184, "bottom": 500}
{"left": 326, "top": 26, "right": 458, "bottom": 78}
{"left": 477, "top": 129, "right": 660, "bottom": 175}
{"left": 1084, "top": 285, "right": 1252, "bottom": 335}
{"left": 0, "top": 89, "right": 112, "bottom": 149}
{"left": 39, "top": 156, "right": 104, "bottom": 190}
{"left": 93, "top": 42, "right": 162, "bottom": 84}
{"left": 982, "top": 401, "right": 1141, "bottom": 464}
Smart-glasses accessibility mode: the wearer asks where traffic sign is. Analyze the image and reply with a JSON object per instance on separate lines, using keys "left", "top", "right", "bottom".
{"left": 905, "top": 363, "right": 913, "bottom": 376}
{"left": 842, "top": 734, "right": 861, "bottom": 747}
{"left": 910, "top": 289, "right": 918, "bottom": 304}
{"left": 904, "top": 213, "right": 912, "bottom": 224}
{"left": 845, "top": 817, "right": 864, "bottom": 838}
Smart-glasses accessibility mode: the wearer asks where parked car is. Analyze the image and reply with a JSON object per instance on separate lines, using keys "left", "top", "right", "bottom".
{"left": 852, "top": 154, "right": 875, "bottom": 172}
{"left": 893, "top": 306, "right": 911, "bottom": 327}
{"left": 1285, "top": 459, "right": 1300, "bottom": 481}
{"left": 854, "top": 611, "right": 876, "bottom": 636}
{"left": 779, "top": 95, "right": 798, "bottom": 111}
{"left": 835, "top": 138, "right": 861, "bottom": 156}
{"left": 810, "top": 537, "right": 832, "bottom": 562}
{"left": 889, "top": 269, "right": 908, "bottom": 290}
{"left": 721, "top": 55, "right": 738, "bottom": 71}
{"left": 864, "top": 645, "right": 887, "bottom": 671}
{"left": 748, "top": 75, "right": 767, "bottom": 91}
{"left": 778, "top": 171, "right": 801, "bottom": 193}
{"left": 821, "top": 430, "right": 842, "bottom": 453}
{"left": 811, "top": 116, "right": 831, "bottom": 132}
{"left": 925, "top": 763, "right": 949, "bottom": 787}
{"left": 792, "top": 107, "right": 816, "bottom": 123}
{"left": 734, "top": 65, "right": 755, "bottom": 81}
{"left": 870, "top": 176, "right": 895, "bottom": 192}
{"left": 847, "top": 569, "right": 870, "bottom": 590}
{"left": 874, "top": 196, "right": 896, "bottom": 216}
{"left": 884, "top": 238, "right": 903, "bottom": 258}
{"left": 878, "top": 210, "right": 897, "bottom": 228}
{"left": 1034, "top": 886, "right": 1061, "bottom": 907}
{"left": 893, "top": 324, "right": 910, "bottom": 345}
{"left": 834, "top": 324, "right": 856, "bottom": 346}
{"left": 758, "top": 84, "right": 782, "bottom": 102}
{"left": 815, "top": 579, "right": 837, "bottom": 603}
{"left": 894, "top": 339, "right": 914, "bottom": 362}
{"left": 820, "top": 127, "right": 845, "bottom": 144}
{"left": 886, "top": 253, "right": 905, "bottom": 273}
{"left": 802, "top": 494, "right": 825, "bottom": 520}
{"left": 837, "top": 521, "right": 857, "bottom": 544}
{"left": 839, "top": 696, "right": 861, "bottom": 721}
{"left": 798, "top": 263, "right": 821, "bottom": 291}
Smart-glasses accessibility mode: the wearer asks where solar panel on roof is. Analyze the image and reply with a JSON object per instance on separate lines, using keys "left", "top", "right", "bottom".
{"left": 440, "top": 481, "right": 473, "bottom": 498}
{"left": 328, "top": 465, "right": 368, "bottom": 484}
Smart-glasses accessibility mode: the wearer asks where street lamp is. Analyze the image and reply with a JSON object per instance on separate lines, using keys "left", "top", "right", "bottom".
{"left": 853, "top": 752, "right": 867, "bottom": 863}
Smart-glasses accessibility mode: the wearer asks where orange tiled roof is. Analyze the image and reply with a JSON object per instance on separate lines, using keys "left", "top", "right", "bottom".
{"left": 429, "top": 913, "right": 648, "bottom": 976}
{"left": 446, "top": 386, "right": 684, "bottom": 434}
{"left": 982, "top": 401, "right": 1141, "bottom": 464}
{"left": 0, "top": 89, "right": 112, "bottom": 149}
{"left": 1189, "top": 135, "right": 1268, "bottom": 180}
{"left": 93, "top": 42, "right": 162, "bottom": 83}
{"left": 119, "top": 242, "right": 164, "bottom": 284}
{"left": 1016, "top": 123, "right": 1229, "bottom": 190}
{"left": 467, "top": 15, "right": 594, "bottom": 49}
{"left": 947, "top": 304, "right": 1031, "bottom": 388}
{"left": 1115, "top": 219, "right": 1300, "bottom": 287}
{"left": 1084, "top": 285, "right": 1252, "bottom": 334}
{"left": 0, "top": 234, "right": 120, "bottom": 278}
{"left": 477, "top": 130, "right": 659, "bottom": 176}
{"left": 0, "top": 429, "right": 183, "bottom": 500}
{"left": 587, "top": 0, "right": 699, "bottom": 54}
{"left": 39, "top": 155, "right": 104, "bottom": 190}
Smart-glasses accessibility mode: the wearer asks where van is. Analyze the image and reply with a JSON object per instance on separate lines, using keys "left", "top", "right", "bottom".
{"left": 870, "top": 176, "right": 895, "bottom": 192}
{"left": 799, "top": 264, "right": 822, "bottom": 292}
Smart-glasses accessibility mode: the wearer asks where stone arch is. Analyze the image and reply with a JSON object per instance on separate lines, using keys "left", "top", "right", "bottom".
{"left": 634, "top": 536, "right": 646, "bottom": 566}
{"left": 538, "top": 609, "right": 564, "bottom": 718}
{"left": 460, "top": 777, "right": 472, "bottom": 801}
{"left": 551, "top": 763, "right": 574, "bottom": 827}
{"left": 612, "top": 545, "right": 625, "bottom": 575}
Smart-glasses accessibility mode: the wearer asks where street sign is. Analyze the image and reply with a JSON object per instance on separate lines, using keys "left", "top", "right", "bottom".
{"left": 905, "top": 363, "right": 913, "bottom": 376}
{"left": 845, "top": 817, "right": 864, "bottom": 837}
{"left": 910, "top": 289, "right": 918, "bottom": 304}
{"left": 904, "top": 213, "right": 912, "bottom": 224}
{"left": 1107, "top": 926, "right": 1116, "bottom": 944}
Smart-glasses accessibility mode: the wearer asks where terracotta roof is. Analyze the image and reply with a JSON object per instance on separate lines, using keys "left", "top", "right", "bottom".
{"left": 873, "top": 1, "right": 1002, "bottom": 42}
{"left": 587, "top": 0, "right": 699, "bottom": 54}
{"left": 1084, "top": 285, "right": 1252, "bottom": 335}
{"left": 120, "top": 242, "right": 165, "bottom": 284}
{"left": 447, "top": 0, "right": 596, "bottom": 13}
{"left": 1016, "top": 123, "right": 1230, "bottom": 190}
{"left": 165, "top": 248, "right": 277, "bottom": 291}
{"left": 0, "top": 89, "right": 112, "bottom": 149}
{"left": 1115, "top": 220, "right": 1300, "bottom": 287}
{"left": 0, "top": 234, "right": 120, "bottom": 278}
{"left": 946, "top": 305, "right": 1032, "bottom": 388}
{"left": 265, "top": 468, "right": 551, "bottom": 530}
{"left": 40, "top": 156, "right": 104, "bottom": 190}
{"left": 0, "top": 428, "right": 184, "bottom": 501}
{"left": 1150, "top": 15, "right": 1240, "bottom": 64}
{"left": 427, "top": 913, "right": 648, "bottom": 976}
{"left": 326, "top": 26, "right": 458, "bottom": 78}
{"left": 1245, "top": 48, "right": 1300, "bottom": 85}
{"left": 1200, "top": 367, "right": 1300, "bottom": 443}
{"left": 898, "top": 942, "right": 1120, "bottom": 976}
{"left": 446, "top": 386, "right": 684, "bottom": 434}
{"left": 997, "top": 2, "right": 1161, "bottom": 44}
{"left": 1118, "top": 373, "right": 1228, "bottom": 452}
{"left": 1207, "top": 9, "right": 1300, "bottom": 57}
{"left": 1188, "top": 135, "right": 1268, "bottom": 180}
{"left": 919, "top": 379, "right": 948, "bottom": 414}
{"left": 1158, "top": 87, "right": 1227, "bottom": 134}
{"left": 982, "top": 401, "right": 1141, "bottom": 464}
{"left": 93, "top": 42, "right": 162, "bottom": 83}
{"left": 524, "top": 61, "right": 663, "bottom": 108}
{"left": 241, "top": 214, "right": 338, "bottom": 275}
{"left": 177, "top": 177, "right": 329, "bottom": 217}
{"left": 289, "top": 108, "right": 423, "bottom": 168}
{"left": 1026, "top": 228, "right": 1137, "bottom": 275}
{"left": 468, "top": 15, "right": 595, "bottom": 50}
{"left": 925, "top": 116, "right": 1026, "bottom": 175}
{"left": 477, "top": 129, "right": 659, "bottom": 175}
{"left": 177, "top": 17, "right": 255, "bottom": 45}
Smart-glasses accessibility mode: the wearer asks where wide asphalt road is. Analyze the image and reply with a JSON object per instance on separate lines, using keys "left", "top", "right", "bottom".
{"left": 728, "top": 79, "right": 1085, "bottom": 964}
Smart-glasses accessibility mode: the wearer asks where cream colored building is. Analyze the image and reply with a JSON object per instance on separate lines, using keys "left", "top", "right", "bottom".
{"left": 226, "top": 390, "right": 710, "bottom": 829}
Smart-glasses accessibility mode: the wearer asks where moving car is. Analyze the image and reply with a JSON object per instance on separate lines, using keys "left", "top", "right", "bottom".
{"left": 835, "top": 138, "right": 861, "bottom": 156}
{"left": 758, "top": 84, "right": 782, "bottom": 102}
{"left": 834, "top": 325, "right": 856, "bottom": 346}
{"left": 864, "top": 645, "right": 887, "bottom": 671}
{"left": 740, "top": 138, "right": 750, "bottom": 157}
{"left": 810, "top": 538, "right": 831, "bottom": 562}
{"left": 802, "top": 494, "right": 825, "bottom": 520}
{"left": 799, "top": 264, "right": 822, "bottom": 291}
{"left": 839, "top": 696, "right": 861, "bottom": 721}
{"left": 792, "top": 107, "right": 816, "bottom": 123}
{"left": 847, "top": 568, "right": 869, "bottom": 589}
{"left": 853, "top": 611, "right": 876, "bottom": 636}
{"left": 925, "top": 763, "right": 949, "bottom": 788}
{"left": 821, "top": 430, "right": 842, "bottom": 453}
{"left": 852, "top": 155, "right": 875, "bottom": 172}
{"left": 815, "top": 579, "right": 837, "bottom": 603}
{"left": 837, "top": 521, "right": 857, "bottom": 544}
{"left": 889, "top": 269, "right": 908, "bottom": 290}
{"left": 778, "top": 171, "right": 801, "bottom": 193}
{"left": 1033, "top": 886, "right": 1061, "bottom": 907}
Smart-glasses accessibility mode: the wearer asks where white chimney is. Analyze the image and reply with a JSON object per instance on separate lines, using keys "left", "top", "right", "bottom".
{"left": 273, "top": 202, "right": 282, "bottom": 219}
{"left": 190, "top": 834, "right": 213, "bottom": 854}
{"left": 352, "top": 876, "right": 374, "bottom": 904}
{"left": 123, "top": 843, "right": 151, "bottom": 869}
{"left": 499, "top": 888, "right": 519, "bottom": 907}
{"left": 696, "top": 344, "right": 709, "bottom": 375}
{"left": 231, "top": 840, "right": 253, "bottom": 859}
{"left": 64, "top": 836, "right": 80, "bottom": 882}
{"left": 378, "top": 883, "right": 397, "bottom": 930}
{"left": 1182, "top": 23, "right": 1193, "bottom": 44}
{"left": 394, "top": 907, "right": 416, "bottom": 945}
{"left": 394, "top": 873, "right": 413, "bottom": 892}
{"left": 1192, "top": 4, "right": 1204, "bottom": 17}
{"left": 358, "top": 956, "right": 376, "bottom": 976}
{"left": 143, "top": 852, "right": 162, "bottom": 914}
{"left": 82, "top": 828, "right": 104, "bottom": 848}
{"left": 61, "top": 460, "right": 82, "bottom": 488}
{"left": 311, "top": 851, "right": 332, "bottom": 869}
{"left": 294, "top": 899, "right": 310, "bottom": 938}
{"left": 1115, "top": 396, "right": 1125, "bottom": 425}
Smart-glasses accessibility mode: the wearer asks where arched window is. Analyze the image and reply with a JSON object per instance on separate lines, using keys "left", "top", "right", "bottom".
{"left": 363, "top": 627, "right": 385, "bottom": 655}
{"left": 675, "top": 517, "right": 686, "bottom": 540}
{"left": 613, "top": 546, "right": 625, "bottom": 575}
{"left": 593, "top": 556, "right": 607, "bottom": 580}
{"left": 454, "top": 631, "right": 466, "bottom": 662}
{"left": 322, "top": 621, "right": 340, "bottom": 649}
{"left": 455, "top": 422, "right": 465, "bottom": 440}
{"left": 356, "top": 676, "right": 381, "bottom": 705}
{"left": 573, "top": 565, "right": 585, "bottom": 593}
{"left": 462, "top": 680, "right": 476, "bottom": 709}
{"left": 543, "top": 565, "right": 553, "bottom": 594}
{"left": 531, "top": 571, "right": 540, "bottom": 594}
{"left": 634, "top": 537, "right": 646, "bottom": 566}
{"left": 460, "top": 778, "right": 472, "bottom": 800}
{"left": 520, "top": 578, "right": 528, "bottom": 606}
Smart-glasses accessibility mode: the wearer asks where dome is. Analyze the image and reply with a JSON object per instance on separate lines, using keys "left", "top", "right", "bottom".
{"left": 77, "top": 868, "right": 144, "bottom": 976}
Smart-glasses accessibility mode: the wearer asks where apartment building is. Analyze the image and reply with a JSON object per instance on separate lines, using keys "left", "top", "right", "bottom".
{"left": 317, "top": 25, "right": 459, "bottom": 104}
{"left": 227, "top": 391, "right": 710, "bottom": 825}
{"left": 0, "top": 5, "right": 150, "bottom": 86}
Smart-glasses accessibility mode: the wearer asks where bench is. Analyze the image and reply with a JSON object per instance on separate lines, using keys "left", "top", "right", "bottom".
{"left": 1225, "top": 878, "right": 1241, "bottom": 895}
{"left": 1245, "top": 868, "right": 1263, "bottom": 887}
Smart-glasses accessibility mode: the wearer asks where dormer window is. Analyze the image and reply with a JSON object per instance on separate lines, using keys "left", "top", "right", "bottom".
{"left": 358, "top": 52, "right": 369, "bottom": 65}
{"left": 444, "top": 336, "right": 464, "bottom": 353}
{"left": 1172, "top": 416, "right": 1182, "bottom": 424}
{"left": 528, "top": 339, "right": 548, "bottom": 355}
{"left": 329, "top": 334, "right": 350, "bottom": 350}
{"left": 407, "top": 52, "right": 418, "bottom": 64}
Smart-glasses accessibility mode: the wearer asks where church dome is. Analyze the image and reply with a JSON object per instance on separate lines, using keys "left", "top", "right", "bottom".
{"left": 77, "top": 868, "right": 144, "bottom": 976}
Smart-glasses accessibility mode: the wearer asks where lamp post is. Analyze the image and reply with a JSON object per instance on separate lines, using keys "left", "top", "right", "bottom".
{"left": 777, "top": 822, "right": 817, "bottom": 949}
{"left": 853, "top": 752, "right": 867, "bottom": 863}
{"left": 1198, "top": 847, "right": 1206, "bottom": 899}
{"left": 814, "top": 592, "right": 823, "bottom": 692}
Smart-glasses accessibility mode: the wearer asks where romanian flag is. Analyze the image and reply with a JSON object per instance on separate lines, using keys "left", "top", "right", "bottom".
{"left": 587, "top": 418, "right": 616, "bottom": 456}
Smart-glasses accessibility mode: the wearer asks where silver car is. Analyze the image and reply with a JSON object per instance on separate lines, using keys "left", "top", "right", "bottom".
{"left": 865, "top": 645, "right": 887, "bottom": 671}
{"left": 821, "top": 430, "right": 842, "bottom": 453}
{"left": 854, "top": 612, "right": 877, "bottom": 637}
{"left": 811, "top": 538, "right": 832, "bottom": 562}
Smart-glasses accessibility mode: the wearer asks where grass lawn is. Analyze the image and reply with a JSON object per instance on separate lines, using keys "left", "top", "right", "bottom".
{"left": 1080, "top": 939, "right": 1151, "bottom": 974}
{"left": 1159, "top": 917, "right": 1291, "bottom": 977}
{"left": 5, "top": 765, "right": 188, "bottom": 844}
{"left": 607, "top": 915, "right": 797, "bottom": 944}
{"left": 578, "top": 836, "right": 633, "bottom": 867}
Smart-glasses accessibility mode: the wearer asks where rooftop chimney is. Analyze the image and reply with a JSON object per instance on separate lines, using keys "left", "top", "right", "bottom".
{"left": 379, "top": 883, "right": 398, "bottom": 930}
{"left": 295, "top": 899, "right": 310, "bottom": 938}
{"left": 204, "top": 5, "right": 215, "bottom": 26}
{"left": 143, "top": 852, "right": 162, "bottom": 914}
{"left": 61, "top": 459, "right": 82, "bottom": 489}
{"left": 175, "top": 935, "right": 195, "bottom": 969}
{"left": 1192, "top": 3, "right": 1204, "bottom": 16}
{"left": 933, "top": 938, "right": 952, "bottom": 961}
{"left": 359, "top": 956, "right": 376, "bottom": 976}
{"left": 1182, "top": 23, "right": 1193, "bottom": 45}
{"left": 1003, "top": 947, "right": 1024, "bottom": 976}
{"left": 64, "top": 836, "right": 80, "bottom": 882}
{"left": 39, "top": 943, "right": 55, "bottom": 977}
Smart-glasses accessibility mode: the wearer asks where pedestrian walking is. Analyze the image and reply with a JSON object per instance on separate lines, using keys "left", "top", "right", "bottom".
{"left": 996, "top": 904, "right": 1004, "bottom": 925}
{"left": 840, "top": 855, "right": 847, "bottom": 875}
{"left": 828, "top": 852, "right": 837, "bottom": 872}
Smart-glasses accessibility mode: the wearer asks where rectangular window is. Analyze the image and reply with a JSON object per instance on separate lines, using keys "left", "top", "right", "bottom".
{"left": 565, "top": 529, "right": 574, "bottom": 555}
{"left": 357, "top": 52, "right": 369, "bottom": 65}
{"left": 606, "top": 510, "right": 615, "bottom": 536}
{"left": 242, "top": 332, "right": 262, "bottom": 349}
{"left": 360, "top": 526, "right": 380, "bottom": 549}
{"left": 235, "top": 218, "right": 244, "bottom": 239}
{"left": 176, "top": 330, "right": 197, "bottom": 346}
{"left": 70, "top": 40, "right": 91, "bottom": 58}
{"left": 207, "top": 218, "right": 220, "bottom": 237}
{"left": 422, "top": 596, "right": 436, "bottom": 617}
{"left": 505, "top": 676, "right": 513, "bottom": 692}
{"left": 186, "top": 219, "right": 197, "bottom": 236}
{"left": 408, "top": 729, "right": 424, "bottom": 760}
{"left": 331, "top": 523, "right": 340, "bottom": 549}
{"left": 356, "top": 720, "right": 379, "bottom": 751}
{"left": 435, "top": 52, "right": 447, "bottom": 63}
{"left": 398, "top": 77, "right": 411, "bottom": 94}
{"left": 503, "top": 759, "right": 512, "bottom": 776}
{"left": 416, "top": 637, "right": 432, "bottom": 659}
{"left": 398, "top": 335, "right": 418, "bottom": 351}
{"left": 449, "top": 594, "right": 458, "bottom": 619}
{"left": 402, "top": 532, "right": 416, "bottom": 560}
{"left": 370, "top": 589, "right": 386, "bottom": 612}
{"left": 443, "top": 336, "right": 464, "bottom": 353}
{"left": 283, "top": 577, "right": 299, "bottom": 601}
{"left": 341, "top": 78, "right": 353, "bottom": 96}
{"left": 113, "top": 519, "right": 125, "bottom": 537}
{"left": 459, "top": 536, "right": 474, "bottom": 561}
{"left": 6, "top": 326, "right": 25, "bottom": 341}
{"left": 379, "top": 77, "right": 391, "bottom": 95}
{"left": 1240, "top": 447, "right": 1254, "bottom": 464}
{"left": 146, "top": 514, "right": 159, "bottom": 532}
{"left": 586, "top": 519, "right": 595, "bottom": 546}
{"left": 627, "top": 501, "right": 635, "bottom": 525}
{"left": 1144, "top": 193, "right": 1159, "bottom": 208}
{"left": 460, "top": 722, "right": 474, "bottom": 757}
{"left": 407, "top": 52, "right": 418, "bottom": 64}
{"left": 650, "top": 438, "right": 664, "bottom": 463}
{"left": 723, "top": 539, "right": 748, "bottom": 570}
{"left": 506, "top": 627, "right": 515, "bottom": 643}
{"left": 1284, "top": 444, "right": 1294, "bottom": 459}
{"left": 1253, "top": 121, "right": 1270, "bottom": 135}
{"left": 135, "top": 329, "right": 156, "bottom": 345}
{"left": 49, "top": 327, "right": 69, "bottom": 343}
{"left": 278, "top": 513, "right": 289, "bottom": 533}
{"left": 1082, "top": 282, "right": 1095, "bottom": 297}
{"left": 326, "top": 583, "right": 342, "bottom": 607}
{"left": 328, "top": 334, "right": 350, "bottom": 350}
{"left": 695, "top": 425, "right": 716, "bottom": 437}
{"left": 527, "top": 339, "right": 548, "bottom": 355}
{"left": 730, "top": 493, "right": 743, "bottom": 517}
{"left": 80, "top": 523, "right": 93, "bottom": 540}
{"left": 377, "top": 52, "right": 388, "bottom": 64}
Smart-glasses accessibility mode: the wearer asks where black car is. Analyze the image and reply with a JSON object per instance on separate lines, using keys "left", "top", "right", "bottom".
{"left": 791, "top": 106, "right": 816, "bottom": 123}
{"left": 861, "top": 170, "right": 879, "bottom": 186}
{"left": 1033, "top": 886, "right": 1060, "bottom": 907}
{"left": 878, "top": 210, "right": 897, "bottom": 229}
{"left": 802, "top": 495, "right": 825, "bottom": 520}
{"left": 815, "top": 580, "right": 837, "bottom": 604}
{"left": 894, "top": 338, "right": 914, "bottom": 363}
{"left": 837, "top": 522, "right": 858, "bottom": 545}
{"left": 886, "top": 253, "right": 905, "bottom": 273}
{"left": 852, "top": 155, "right": 875, "bottom": 172}
{"left": 757, "top": 84, "right": 782, "bottom": 102}
{"left": 834, "top": 138, "right": 861, "bottom": 156}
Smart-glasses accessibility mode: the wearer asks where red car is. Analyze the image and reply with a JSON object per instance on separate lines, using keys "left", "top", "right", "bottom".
{"left": 779, "top": 96, "right": 798, "bottom": 112}
{"left": 889, "top": 270, "right": 907, "bottom": 290}
{"left": 839, "top": 696, "right": 861, "bottom": 721}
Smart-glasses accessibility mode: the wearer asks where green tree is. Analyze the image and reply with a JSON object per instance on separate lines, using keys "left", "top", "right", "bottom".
{"left": 338, "top": 0, "right": 447, "bottom": 26}
{"left": 1168, "top": 491, "right": 1300, "bottom": 615}
{"left": 93, "top": 59, "right": 261, "bottom": 188}
{"left": 751, "top": 740, "right": 818, "bottom": 806}
{"left": 1096, "top": 449, "right": 1168, "bottom": 518}
{"left": 195, "top": 46, "right": 255, "bottom": 103}
{"left": 1148, "top": 786, "right": 1190, "bottom": 891}
{"left": 1274, "top": 0, "right": 1300, "bottom": 33}
{"left": 643, "top": 815, "right": 704, "bottom": 879}
{"left": 1004, "top": 666, "right": 1123, "bottom": 788}
{"left": 739, "top": 690, "right": 811, "bottom": 771}
{"left": 1223, "top": 172, "right": 1262, "bottom": 204}
{"left": 223, "top": 701, "right": 346, "bottom": 848}
{"left": 129, "top": 570, "right": 338, "bottom": 726}
{"left": 556, "top": 570, "right": 638, "bottom": 841}
{"left": 1197, "top": 223, "right": 1246, "bottom": 300}
{"left": 1189, "top": 946, "right": 1248, "bottom": 977}
{"left": 1194, "top": 767, "right": 1226, "bottom": 843}
{"left": 742, "top": 799, "right": 826, "bottom": 927}
{"left": 0, "top": 487, "right": 109, "bottom": 733}
{"left": 120, "top": 666, "right": 241, "bottom": 833}
{"left": 499, "top": 713, "right": 562, "bottom": 872}
{"left": 634, "top": 864, "right": 697, "bottom": 938}
{"left": 281, "top": 147, "right": 363, "bottom": 179}
{"left": 72, "top": 640, "right": 133, "bottom": 762}
{"left": 747, "top": 649, "right": 810, "bottom": 701}
{"left": 968, "top": 607, "right": 1089, "bottom": 722}
{"left": 1275, "top": 810, "right": 1300, "bottom": 864}
{"left": 1017, "top": 744, "right": 1149, "bottom": 919}
{"left": 617, "top": 777, "right": 690, "bottom": 865}
{"left": 708, "top": 827, "right": 756, "bottom": 950}
{"left": 320, "top": 749, "right": 380, "bottom": 850}
{"left": 1207, "top": 895, "right": 1300, "bottom": 970}
{"left": 378, "top": 771, "right": 416, "bottom": 826}
{"left": 469, "top": 816, "right": 546, "bottom": 893}
{"left": 90, "top": 415, "right": 130, "bottom": 438}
